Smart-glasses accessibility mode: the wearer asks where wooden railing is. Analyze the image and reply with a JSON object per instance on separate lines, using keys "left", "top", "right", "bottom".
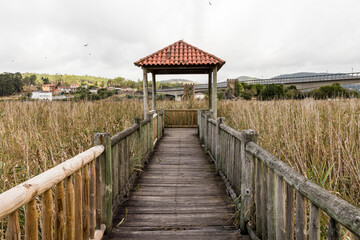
{"left": 164, "top": 109, "right": 198, "bottom": 128}
{"left": 0, "top": 110, "right": 164, "bottom": 239}
{"left": 198, "top": 109, "right": 360, "bottom": 240}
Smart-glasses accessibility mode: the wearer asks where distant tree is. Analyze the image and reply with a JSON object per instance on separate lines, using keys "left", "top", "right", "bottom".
{"left": 235, "top": 81, "right": 244, "bottom": 96}
{"left": 0, "top": 72, "right": 23, "bottom": 96}
{"left": 242, "top": 90, "right": 253, "bottom": 100}
{"left": 41, "top": 77, "right": 50, "bottom": 84}
{"left": 258, "top": 84, "right": 285, "bottom": 100}
{"left": 310, "top": 83, "right": 358, "bottom": 99}
{"left": 29, "top": 74, "right": 36, "bottom": 85}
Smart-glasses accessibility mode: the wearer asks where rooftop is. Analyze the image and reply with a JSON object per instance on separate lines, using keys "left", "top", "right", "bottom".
{"left": 134, "top": 40, "right": 225, "bottom": 73}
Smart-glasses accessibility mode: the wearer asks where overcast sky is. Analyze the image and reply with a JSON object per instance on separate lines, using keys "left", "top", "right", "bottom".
{"left": 1, "top": 0, "right": 360, "bottom": 83}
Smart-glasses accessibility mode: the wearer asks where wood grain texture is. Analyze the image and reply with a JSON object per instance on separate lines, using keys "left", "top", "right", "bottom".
{"left": 0, "top": 146, "right": 103, "bottom": 219}
{"left": 295, "top": 191, "right": 306, "bottom": 240}
{"left": 82, "top": 164, "right": 90, "bottom": 240}
{"left": 328, "top": 217, "right": 340, "bottom": 240}
{"left": 65, "top": 176, "right": 75, "bottom": 240}
{"left": 55, "top": 182, "right": 65, "bottom": 240}
{"left": 104, "top": 128, "right": 248, "bottom": 240}
{"left": 89, "top": 160, "right": 96, "bottom": 239}
{"left": 42, "top": 189, "right": 53, "bottom": 240}
{"left": 246, "top": 142, "right": 360, "bottom": 236}
{"left": 309, "top": 202, "right": 320, "bottom": 240}
{"left": 5, "top": 211, "right": 21, "bottom": 240}
{"left": 74, "top": 170, "right": 83, "bottom": 240}
{"left": 25, "top": 199, "right": 38, "bottom": 240}
{"left": 285, "top": 184, "right": 294, "bottom": 240}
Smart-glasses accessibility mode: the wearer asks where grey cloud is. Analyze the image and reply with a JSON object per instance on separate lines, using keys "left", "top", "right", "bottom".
{"left": 1, "top": 0, "right": 360, "bottom": 81}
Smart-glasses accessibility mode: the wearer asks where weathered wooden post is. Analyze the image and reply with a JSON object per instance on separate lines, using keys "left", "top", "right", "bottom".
{"left": 239, "top": 129, "right": 258, "bottom": 234}
{"left": 215, "top": 117, "right": 225, "bottom": 174}
{"left": 198, "top": 110, "right": 204, "bottom": 141}
{"left": 204, "top": 112, "right": 211, "bottom": 152}
{"left": 94, "top": 133, "right": 113, "bottom": 234}
{"left": 208, "top": 71, "right": 212, "bottom": 110}
{"left": 152, "top": 72, "right": 156, "bottom": 110}
{"left": 147, "top": 112, "right": 154, "bottom": 152}
{"left": 142, "top": 68, "right": 149, "bottom": 119}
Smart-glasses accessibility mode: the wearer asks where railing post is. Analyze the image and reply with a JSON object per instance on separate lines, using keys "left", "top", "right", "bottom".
{"left": 198, "top": 110, "right": 204, "bottom": 141}
{"left": 239, "top": 129, "right": 258, "bottom": 234}
{"left": 156, "top": 110, "right": 160, "bottom": 140}
{"left": 147, "top": 112, "right": 154, "bottom": 152}
{"left": 94, "top": 133, "right": 113, "bottom": 234}
{"left": 215, "top": 117, "right": 225, "bottom": 174}
{"left": 204, "top": 112, "right": 211, "bottom": 152}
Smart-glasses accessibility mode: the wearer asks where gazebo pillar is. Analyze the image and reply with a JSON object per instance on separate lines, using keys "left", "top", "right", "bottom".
{"left": 152, "top": 72, "right": 156, "bottom": 110}
{"left": 208, "top": 71, "right": 212, "bottom": 110}
{"left": 142, "top": 68, "right": 149, "bottom": 119}
{"left": 212, "top": 66, "right": 217, "bottom": 118}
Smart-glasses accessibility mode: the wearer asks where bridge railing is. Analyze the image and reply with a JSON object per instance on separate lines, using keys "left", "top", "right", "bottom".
{"left": 198, "top": 109, "right": 360, "bottom": 240}
{"left": 164, "top": 109, "right": 198, "bottom": 128}
{"left": 0, "top": 110, "right": 164, "bottom": 239}
{"left": 241, "top": 72, "right": 360, "bottom": 85}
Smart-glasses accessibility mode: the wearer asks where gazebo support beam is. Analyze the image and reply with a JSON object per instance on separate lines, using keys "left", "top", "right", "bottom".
{"left": 152, "top": 72, "right": 156, "bottom": 110}
{"left": 212, "top": 66, "right": 217, "bottom": 118}
{"left": 208, "top": 71, "right": 212, "bottom": 110}
{"left": 143, "top": 68, "right": 149, "bottom": 119}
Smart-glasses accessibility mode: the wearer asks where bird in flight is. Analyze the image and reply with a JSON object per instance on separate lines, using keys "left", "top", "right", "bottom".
{"left": 89, "top": 53, "right": 91, "bottom": 55}
{"left": 84, "top": 44, "right": 88, "bottom": 47}
{"left": 209, "top": 2, "right": 212, "bottom": 5}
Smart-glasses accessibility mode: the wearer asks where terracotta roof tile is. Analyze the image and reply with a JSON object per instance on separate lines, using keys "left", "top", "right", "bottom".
{"left": 134, "top": 40, "right": 225, "bottom": 67}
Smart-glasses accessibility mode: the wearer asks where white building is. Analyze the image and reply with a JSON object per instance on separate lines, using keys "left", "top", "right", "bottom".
{"left": 31, "top": 92, "right": 53, "bottom": 101}
{"left": 195, "top": 92, "right": 205, "bottom": 100}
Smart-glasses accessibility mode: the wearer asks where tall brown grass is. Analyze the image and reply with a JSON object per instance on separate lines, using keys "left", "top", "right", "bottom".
{"left": 0, "top": 100, "right": 144, "bottom": 193}
{"left": 0, "top": 98, "right": 359, "bottom": 238}
{"left": 218, "top": 99, "right": 360, "bottom": 207}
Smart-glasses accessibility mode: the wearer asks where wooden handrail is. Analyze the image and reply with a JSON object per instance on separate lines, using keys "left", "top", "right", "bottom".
{"left": 164, "top": 109, "right": 198, "bottom": 127}
{"left": 0, "top": 145, "right": 104, "bottom": 219}
{"left": 246, "top": 141, "right": 360, "bottom": 236}
{"left": 198, "top": 109, "right": 360, "bottom": 239}
{"left": 0, "top": 110, "right": 165, "bottom": 238}
{"left": 111, "top": 123, "right": 139, "bottom": 145}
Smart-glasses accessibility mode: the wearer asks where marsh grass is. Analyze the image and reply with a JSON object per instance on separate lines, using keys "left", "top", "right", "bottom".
{"left": 0, "top": 98, "right": 359, "bottom": 239}
{"left": 218, "top": 99, "right": 360, "bottom": 207}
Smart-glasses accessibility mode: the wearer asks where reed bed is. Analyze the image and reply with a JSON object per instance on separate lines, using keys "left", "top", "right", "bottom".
{"left": 218, "top": 99, "right": 360, "bottom": 208}
{"left": 0, "top": 98, "right": 359, "bottom": 238}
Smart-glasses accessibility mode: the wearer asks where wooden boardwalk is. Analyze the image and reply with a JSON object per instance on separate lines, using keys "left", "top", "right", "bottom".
{"left": 104, "top": 128, "right": 249, "bottom": 240}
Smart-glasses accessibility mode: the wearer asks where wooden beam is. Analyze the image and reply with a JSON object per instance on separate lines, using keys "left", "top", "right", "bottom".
{"left": 0, "top": 146, "right": 104, "bottom": 219}
{"left": 212, "top": 66, "right": 217, "bottom": 118}
{"left": 143, "top": 68, "right": 149, "bottom": 119}
{"left": 152, "top": 72, "right": 156, "bottom": 110}
{"left": 208, "top": 71, "right": 212, "bottom": 110}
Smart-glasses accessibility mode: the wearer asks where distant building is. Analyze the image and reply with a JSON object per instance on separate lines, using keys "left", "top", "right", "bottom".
{"left": 57, "top": 86, "right": 72, "bottom": 93}
{"left": 42, "top": 84, "right": 55, "bottom": 92}
{"left": 195, "top": 92, "right": 205, "bottom": 100}
{"left": 32, "top": 92, "right": 53, "bottom": 101}
{"left": 70, "top": 84, "right": 80, "bottom": 90}
{"left": 90, "top": 89, "right": 98, "bottom": 93}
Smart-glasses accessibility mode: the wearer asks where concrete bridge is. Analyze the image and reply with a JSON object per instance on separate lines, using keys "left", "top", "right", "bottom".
{"left": 240, "top": 72, "right": 360, "bottom": 90}
{"left": 155, "top": 72, "right": 360, "bottom": 96}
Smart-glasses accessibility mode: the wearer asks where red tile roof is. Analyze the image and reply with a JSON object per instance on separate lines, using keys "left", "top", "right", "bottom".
{"left": 134, "top": 40, "right": 225, "bottom": 67}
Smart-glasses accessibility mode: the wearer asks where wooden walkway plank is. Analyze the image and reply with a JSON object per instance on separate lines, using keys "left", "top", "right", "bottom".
{"left": 104, "top": 128, "right": 249, "bottom": 240}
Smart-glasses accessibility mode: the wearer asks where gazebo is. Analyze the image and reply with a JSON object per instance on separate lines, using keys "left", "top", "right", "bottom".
{"left": 134, "top": 40, "right": 225, "bottom": 119}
